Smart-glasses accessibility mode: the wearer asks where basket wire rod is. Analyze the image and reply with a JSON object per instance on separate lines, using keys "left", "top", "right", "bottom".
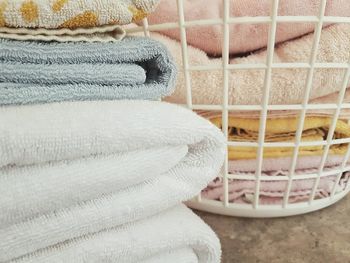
{"left": 189, "top": 103, "right": 350, "bottom": 111}
{"left": 176, "top": 0, "right": 202, "bottom": 202}
{"left": 187, "top": 62, "right": 349, "bottom": 71}
{"left": 331, "top": 138, "right": 350, "bottom": 197}
{"left": 346, "top": 180, "right": 350, "bottom": 191}
{"left": 141, "top": 18, "right": 150, "bottom": 37}
{"left": 346, "top": 158, "right": 350, "bottom": 190}
{"left": 329, "top": 65, "right": 350, "bottom": 197}
{"left": 253, "top": 0, "right": 279, "bottom": 208}
{"left": 221, "top": 0, "right": 231, "bottom": 207}
{"left": 282, "top": 0, "right": 327, "bottom": 207}
{"left": 309, "top": 64, "right": 350, "bottom": 202}
{"left": 227, "top": 137, "right": 350, "bottom": 148}
{"left": 228, "top": 169, "right": 350, "bottom": 181}
{"left": 125, "top": 16, "right": 350, "bottom": 34}
{"left": 176, "top": 0, "right": 193, "bottom": 109}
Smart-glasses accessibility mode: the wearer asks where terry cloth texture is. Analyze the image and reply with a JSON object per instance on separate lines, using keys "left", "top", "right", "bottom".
{"left": 0, "top": 0, "right": 160, "bottom": 28}
{"left": 196, "top": 89, "right": 350, "bottom": 121}
{"left": 202, "top": 169, "right": 350, "bottom": 204}
{"left": 208, "top": 115, "right": 350, "bottom": 160}
{"left": 145, "top": 0, "right": 350, "bottom": 55}
{"left": 7, "top": 205, "right": 221, "bottom": 263}
{"left": 229, "top": 155, "right": 349, "bottom": 172}
{"left": 0, "top": 36, "right": 177, "bottom": 105}
{"left": 135, "top": 23, "right": 350, "bottom": 105}
{"left": 0, "top": 24, "right": 126, "bottom": 42}
{"left": 0, "top": 100, "right": 225, "bottom": 261}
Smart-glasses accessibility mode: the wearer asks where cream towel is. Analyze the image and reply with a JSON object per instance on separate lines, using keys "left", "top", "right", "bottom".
{"left": 0, "top": 24, "right": 126, "bottom": 42}
{"left": 9, "top": 205, "right": 221, "bottom": 263}
{"left": 0, "top": 100, "right": 225, "bottom": 261}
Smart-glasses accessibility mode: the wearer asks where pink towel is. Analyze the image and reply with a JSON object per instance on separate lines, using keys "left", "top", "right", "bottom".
{"left": 229, "top": 155, "right": 349, "bottom": 172}
{"left": 202, "top": 167, "right": 350, "bottom": 204}
{"left": 146, "top": 0, "right": 350, "bottom": 55}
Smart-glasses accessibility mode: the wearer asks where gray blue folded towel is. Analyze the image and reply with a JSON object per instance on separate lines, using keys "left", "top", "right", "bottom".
{"left": 0, "top": 36, "right": 176, "bottom": 105}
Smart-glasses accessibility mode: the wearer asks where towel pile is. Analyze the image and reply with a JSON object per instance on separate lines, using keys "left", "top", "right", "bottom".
{"left": 140, "top": 0, "right": 350, "bottom": 205}
{"left": 0, "top": 1, "right": 225, "bottom": 262}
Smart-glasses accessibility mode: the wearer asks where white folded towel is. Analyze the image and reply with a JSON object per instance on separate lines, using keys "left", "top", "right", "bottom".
{"left": 9, "top": 205, "right": 221, "bottom": 263}
{"left": 0, "top": 100, "right": 225, "bottom": 262}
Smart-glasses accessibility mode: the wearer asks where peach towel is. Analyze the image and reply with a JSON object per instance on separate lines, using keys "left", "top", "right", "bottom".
{"left": 147, "top": 0, "right": 350, "bottom": 55}
{"left": 202, "top": 168, "right": 350, "bottom": 204}
{"left": 156, "top": 23, "right": 350, "bottom": 106}
{"left": 128, "top": 23, "right": 350, "bottom": 106}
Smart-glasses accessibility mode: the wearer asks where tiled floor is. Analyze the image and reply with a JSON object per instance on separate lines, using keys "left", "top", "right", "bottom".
{"left": 195, "top": 195, "right": 350, "bottom": 263}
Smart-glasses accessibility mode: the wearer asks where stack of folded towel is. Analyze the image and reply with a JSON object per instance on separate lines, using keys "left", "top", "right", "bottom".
{"left": 0, "top": 1, "right": 226, "bottom": 262}
{"left": 140, "top": 0, "right": 350, "bottom": 205}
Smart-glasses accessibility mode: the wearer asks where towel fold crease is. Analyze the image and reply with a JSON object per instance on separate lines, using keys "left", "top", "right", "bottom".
{"left": 0, "top": 100, "right": 225, "bottom": 262}
{"left": 9, "top": 205, "right": 221, "bottom": 263}
{"left": 0, "top": 36, "right": 177, "bottom": 105}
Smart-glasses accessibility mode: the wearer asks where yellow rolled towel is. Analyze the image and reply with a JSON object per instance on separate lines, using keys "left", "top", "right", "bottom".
{"left": 209, "top": 116, "right": 350, "bottom": 160}
{"left": 0, "top": 0, "right": 159, "bottom": 28}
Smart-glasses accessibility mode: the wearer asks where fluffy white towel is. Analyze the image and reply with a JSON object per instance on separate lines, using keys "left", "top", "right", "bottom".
{"left": 0, "top": 100, "right": 225, "bottom": 261}
{"left": 9, "top": 205, "right": 221, "bottom": 263}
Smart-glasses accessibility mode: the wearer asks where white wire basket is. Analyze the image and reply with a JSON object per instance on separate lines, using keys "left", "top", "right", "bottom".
{"left": 129, "top": 0, "right": 350, "bottom": 217}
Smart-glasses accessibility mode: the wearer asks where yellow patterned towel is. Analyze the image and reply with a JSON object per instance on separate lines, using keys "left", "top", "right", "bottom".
{"left": 209, "top": 116, "right": 350, "bottom": 160}
{"left": 0, "top": 0, "right": 159, "bottom": 28}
